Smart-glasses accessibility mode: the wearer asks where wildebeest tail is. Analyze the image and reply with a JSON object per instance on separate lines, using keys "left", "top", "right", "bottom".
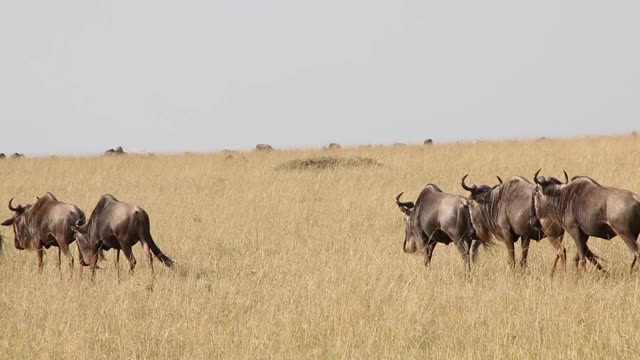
{"left": 135, "top": 210, "right": 174, "bottom": 267}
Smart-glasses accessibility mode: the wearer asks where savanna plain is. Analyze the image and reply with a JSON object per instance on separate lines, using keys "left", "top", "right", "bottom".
{"left": 2, "top": 136, "right": 640, "bottom": 359}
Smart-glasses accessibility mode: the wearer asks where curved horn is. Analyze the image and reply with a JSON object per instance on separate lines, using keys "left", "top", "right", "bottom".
{"left": 496, "top": 176, "right": 503, "bottom": 185}
{"left": 563, "top": 170, "right": 569, "bottom": 184}
{"left": 395, "top": 192, "right": 415, "bottom": 208}
{"left": 461, "top": 174, "right": 476, "bottom": 192}
{"left": 533, "top": 168, "right": 542, "bottom": 185}
{"left": 8, "top": 198, "right": 19, "bottom": 212}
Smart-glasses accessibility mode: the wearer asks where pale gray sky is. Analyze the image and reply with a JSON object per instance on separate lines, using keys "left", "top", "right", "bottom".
{"left": 1, "top": 1, "right": 639, "bottom": 155}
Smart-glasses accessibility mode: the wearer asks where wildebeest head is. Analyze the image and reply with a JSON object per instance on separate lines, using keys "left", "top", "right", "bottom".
{"left": 1, "top": 198, "right": 33, "bottom": 250}
{"left": 395, "top": 192, "right": 424, "bottom": 253}
{"left": 532, "top": 169, "right": 569, "bottom": 217}
{"left": 460, "top": 174, "right": 503, "bottom": 201}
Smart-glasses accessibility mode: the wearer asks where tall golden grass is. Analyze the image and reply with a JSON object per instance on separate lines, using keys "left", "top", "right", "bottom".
{"left": 1, "top": 136, "right": 640, "bottom": 359}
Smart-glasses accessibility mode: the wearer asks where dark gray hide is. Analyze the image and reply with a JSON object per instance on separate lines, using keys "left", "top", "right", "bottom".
{"left": 533, "top": 170, "right": 640, "bottom": 272}
{"left": 395, "top": 184, "right": 485, "bottom": 271}
{"left": 1, "top": 193, "right": 86, "bottom": 273}
{"left": 461, "top": 175, "right": 566, "bottom": 274}
{"left": 72, "top": 194, "right": 174, "bottom": 280}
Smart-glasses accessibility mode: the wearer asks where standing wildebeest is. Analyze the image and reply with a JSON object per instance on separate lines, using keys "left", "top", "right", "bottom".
{"left": 1, "top": 193, "right": 86, "bottom": 273}
{"left": 72, "top": 194, "right": 174, "bottom": 280}
{"left": 10, "top": 153, "right": 24, "bottom": 158}
{"left": 324, "top": 143, "right": 341, "bottom": 150}
{"left": 461, "top": 175, "right": 566, "bottom": 274}
{"left": 424, "top": 139, "right": 433, "bottom": 145}
{"left": 395, "top": 185, "right": 487, "bottom": 271}
{"left": 105, "top": 146, "right": 126, "bottom": 155}
{"left": 255, "top": 144, "right": 274, "bottom": 152}
{"left": 0, "top": 153, "right": 5, "bottom": 159}
{"left": 533, "top": 169, "right": 640, "bottom": 272}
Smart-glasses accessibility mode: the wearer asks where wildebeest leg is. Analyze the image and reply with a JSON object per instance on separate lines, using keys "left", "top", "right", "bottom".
{"left": 35, "top": 243, "right": 44, "bottom": 274}
{"left": 122, "top": 244, "right": 137, "bottom": 274}
{"left": 58, "top": 240, "right": 74, "bottom": 276}
{"left": 617, "top": 232, "right": 640, "bottom": 274}
{"left": 504, "top": 237, "right": 516, "bottom": 268}
{"left": 454, "top": 238, "right": 471, "bottom": 272}
{"left": 114, "top": 249, "right": 121, "bottom": 283}
{"left": 142, "top": 241, "right": 154, "bottom": 274}
{"left": 568, "top": 228, "right": 602, "bottom": 271}
{"left": 519, "top": 237, "right": 531, "bottom": 270}
{"left": 424, "top": 241, "right": 437, "bottom": 268}
{"left": 57, "top": 248, "right": 62, "bottom": 271}
{"left": 89, "top": 247, "right": 100, "bottom": 282}
{"left": 548, "top": 236, "right": 567, "bottom": 276}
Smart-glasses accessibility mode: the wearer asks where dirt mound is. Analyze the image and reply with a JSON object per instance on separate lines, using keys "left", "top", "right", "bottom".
{"left": 276, "top": 156, "right": 383, "bottom": 171}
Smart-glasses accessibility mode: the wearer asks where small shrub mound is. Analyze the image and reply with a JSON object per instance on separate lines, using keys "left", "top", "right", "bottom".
{"left": 276, "top": 156, "right": 383, "bottom": 171}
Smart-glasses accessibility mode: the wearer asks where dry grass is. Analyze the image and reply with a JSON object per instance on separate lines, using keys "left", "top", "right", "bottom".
{"left": 1, "top": 136, "right": 640, "bottom": 359}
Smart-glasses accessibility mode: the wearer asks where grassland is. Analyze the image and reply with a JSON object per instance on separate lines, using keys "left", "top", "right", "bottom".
{"left": 1, "top": 136, "right": 640, "bottom": 359}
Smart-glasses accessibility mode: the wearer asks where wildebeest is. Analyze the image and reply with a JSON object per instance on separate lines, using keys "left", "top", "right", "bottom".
{"left": 1, "top": 193, "right": 86, "bottom": 273}
{"left": 395, "top": 185, "right": 487, "bottom": 271}
{"left": 105, "top": 146, "right": 126, "bottom": 155}
{"left": 324, "top": 143, "right": 341, "bottom": 150}
{"left": 255, "top": 144, "right": 274, "bottom": 152}
{"left": 72, "top": 194, "right": 174, "bottom": 280}
{"left": 533, "top": 169, "right": 640, "bottom": 272}
{"left": 10, "top": 153, "right": 24, "bottom": 158}
{"left": 424, "top": 139, "right": 433, "bottom": 145}
{"left": 0, "top": 153, "right": 5, "bottom": 159}
{"left": 461, "top": 174, "right": 566, "bottom": 274}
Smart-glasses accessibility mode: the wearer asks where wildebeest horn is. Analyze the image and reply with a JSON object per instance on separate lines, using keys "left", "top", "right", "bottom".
{"left": 563, "top": 170, "right": 569, "bottom": 184}
{"left": 395, "top": 192, "right": 415, "bottom": 209}
{"left": 461, "top": 174, "right": 476, "bottom": 192}
{"left": 8, "top": 198, "right": 21, "bottom": 212}
{"left": 533, "top": 169, "right": 542, "bottom": 185}
{"left": 496, "top": 176, "right": 503, "bottom": 185}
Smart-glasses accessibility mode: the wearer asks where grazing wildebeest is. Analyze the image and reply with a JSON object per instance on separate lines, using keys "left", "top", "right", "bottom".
{"left": 324, "top": 143, "right": 341, "bottom": 150}
{"left": 10, "top": 153, "right": 24, "bottom": 158}
{"left": 1, "top": 193, "right": 86, "bottom": 273}
{"left": 72, "top": 194, "right": 174, "bottom": 280}
{"left": 395, "top": 185, "right": 487, "bottom": 271}
{"left": 424, "top": 139, "right": 433, "bottom": 145}
{"left": 255, "top": 144, "right": 274, "bottom": 152}
{"left": 533, "top": 169, "right": 640, "bottom": 272}
{"left": 461, "top": 175, "right": 566, "bottom": 274}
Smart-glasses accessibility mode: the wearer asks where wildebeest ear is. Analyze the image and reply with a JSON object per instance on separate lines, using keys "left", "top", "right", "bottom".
{"left": 1, "top": 217, "right": 14, "bottom": 226}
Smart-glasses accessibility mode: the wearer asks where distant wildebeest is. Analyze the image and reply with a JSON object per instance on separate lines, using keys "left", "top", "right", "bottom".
{"left": 324, "top": 143, "right": 341, "bottom": 150}
{"left": 533, "top": 169, "right": 640, "bottom": 272}
{"left": 424, "top": 139, "right": 433, "bottom": 145}
{"left": 105, "top": 146, "right": 126, "bottom": 155}
{"left": 461, "top": 175, "right": 566, "bottom": 274}
{"left": 0, "top": 153, "right": 5, "bottom": 159}
{"left": 72, "top": 194, "right": 174, "bottom": 280}
{"left": 395, "top": 185, "right": 488, "bottom": 271}
{"left": 255, "top": 144, "right": 274, "bottom": 152}
{"left": 1, "top": 193, "right": 86, "bottom": 273}
{"left": 10, "top": 153, "right": 24, "bottom": 158}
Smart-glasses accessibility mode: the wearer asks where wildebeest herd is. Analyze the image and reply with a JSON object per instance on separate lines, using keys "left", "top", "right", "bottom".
{"left": 397, "top": 169, "right": 640, "bottom": 275}
{"left": 1, "top": 192, "right": 173, "bottom": 281}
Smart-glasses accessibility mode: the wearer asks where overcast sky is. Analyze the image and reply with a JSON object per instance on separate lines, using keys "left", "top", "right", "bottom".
{"left": 1, "top": 1, "right": 638, "bottom": 155}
